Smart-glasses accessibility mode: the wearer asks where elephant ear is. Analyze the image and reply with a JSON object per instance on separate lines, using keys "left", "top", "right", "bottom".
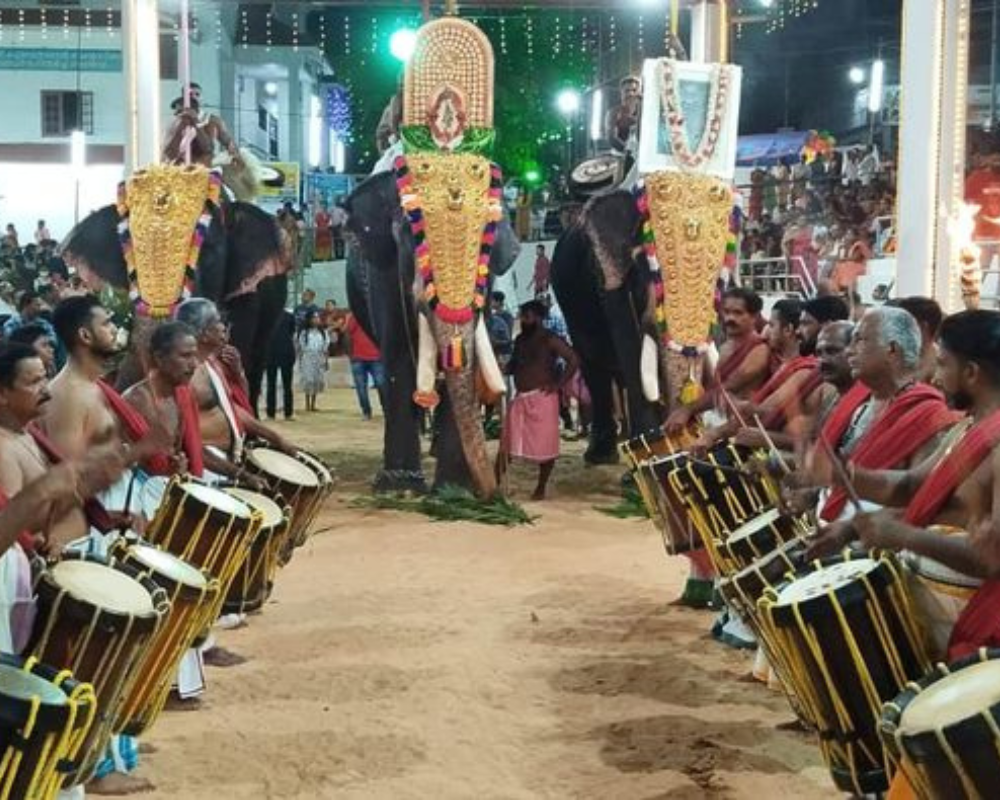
{"left": 488, "top": 219, "right": 520, "bottom": 277}
{"left": 582, "top": 190, "right": 642, "bottom": 292}
{"left": 220, "top": 201, "right": 288, "bottom": 300}
{"left": 59, "top": 204, "right": 129, "bottom": 290}
{"left": 344, "top": 172, "right": 401, "bottom": 271}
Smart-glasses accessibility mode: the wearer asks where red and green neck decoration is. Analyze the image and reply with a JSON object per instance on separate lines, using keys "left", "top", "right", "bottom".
{"left": 116, "top": 168, "right": 223, "bottom": 318}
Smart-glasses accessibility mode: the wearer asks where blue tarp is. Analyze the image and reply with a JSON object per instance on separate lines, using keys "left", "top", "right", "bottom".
{"left": 737, "top": 131, "right": 811, "bottom": 167}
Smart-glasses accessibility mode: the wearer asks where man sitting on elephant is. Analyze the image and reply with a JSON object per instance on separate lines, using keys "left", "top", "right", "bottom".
{"left": 498, "top": 301, "right": 580, "bottom": 500}
{"left": 667, "top": 286, "right": 771, "bottom": 436}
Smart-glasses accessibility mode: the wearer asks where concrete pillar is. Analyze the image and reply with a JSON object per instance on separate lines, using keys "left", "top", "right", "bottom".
{"left": 287, "top": 72, "right": 303, "bottom": 164}
{"left": 896, "top": 0, "right": 970, "bottom": 310}
{"left": 122, "top": 0, "right": 162, "bottom": 173}
{"left": 690, "top": 1, "right": 726, "bottom": 64}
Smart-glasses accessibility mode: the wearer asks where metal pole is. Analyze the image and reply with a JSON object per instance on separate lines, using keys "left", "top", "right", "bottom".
{"left": 991, "top": 0, "right": 999, "bottom": 128}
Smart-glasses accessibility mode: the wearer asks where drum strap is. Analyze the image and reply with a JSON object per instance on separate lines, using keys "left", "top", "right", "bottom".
{"left": 204, "top": 361, "right": 245, "bottom": 463}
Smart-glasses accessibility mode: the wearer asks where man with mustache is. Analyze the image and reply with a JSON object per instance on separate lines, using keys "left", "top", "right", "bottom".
{"left": 666, "top": 287, "right": 771, "bottom": 435}
{"left": 805, "top": 307, "right": 959, "bottom": 557}
{"left": 0, "top": 343, "right": 86, "bottom": 550}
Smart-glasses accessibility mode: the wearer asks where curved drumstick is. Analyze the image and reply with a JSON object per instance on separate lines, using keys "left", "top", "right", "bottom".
{"left": 816, "top": 433, "right": 863, "bottom": 511}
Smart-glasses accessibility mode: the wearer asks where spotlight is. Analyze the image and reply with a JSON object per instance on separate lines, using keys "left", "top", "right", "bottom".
{"left": 390, "top": 28, "right": 418, "bottom": 62}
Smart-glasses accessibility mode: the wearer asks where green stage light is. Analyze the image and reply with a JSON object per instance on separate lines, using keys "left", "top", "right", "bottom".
{"left": 390, "top": 28, "right": 418, "bottom": 62}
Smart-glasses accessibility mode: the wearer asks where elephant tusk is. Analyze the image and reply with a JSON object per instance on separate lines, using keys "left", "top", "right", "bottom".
{"left": 705, "top": 341, "right": 720, "bottom": 378}
{"left": 474, "top": 317, "right": 506, "bottom": 397}
{"left": 413, "top": 312, "right": 440, "bottom": 409}
{"left": 641, "top": 334, "right": 661, "bottom": 403}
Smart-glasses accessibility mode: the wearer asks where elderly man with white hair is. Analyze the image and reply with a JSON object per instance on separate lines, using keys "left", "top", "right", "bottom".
{"left": 805, "top": 305, "right": 960, "bottom": 552}
{"left": 174, "top": 298, "right": 295, "bottom": 480}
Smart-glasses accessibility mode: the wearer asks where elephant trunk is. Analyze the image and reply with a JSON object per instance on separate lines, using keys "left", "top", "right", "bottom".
{"left": 435, "top": 322, "right": 497, "bottom": 499}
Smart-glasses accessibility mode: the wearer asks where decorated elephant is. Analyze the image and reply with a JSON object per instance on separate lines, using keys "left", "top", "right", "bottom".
{"left": 345, "top": 15, "right": 520, "bottom": 498}
{"left": 552, "top": 175, "right": 737, "bottom": 464}
{"left": 345, "top": 167, "right": 518, "bottom": 497}
{"left": 60, "top": 164, "right": 289, "bottom": 397}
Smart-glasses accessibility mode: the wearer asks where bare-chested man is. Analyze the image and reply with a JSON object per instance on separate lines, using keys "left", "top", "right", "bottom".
{"left": 805, "top": 307, "right": 958, "bottom": 555}
{"left": 834, "top": 310, "right": 1000, "bottom": 660}
{"left": 666, "top": 287, "right": 771, "bottom": 436}
{"left": 45, "top": 296, "right": 122, "bottom": 460}
{"left": 173, "top": 298, "right": 294, "bottom": 471}
{"left": 498, "top": 300, "right": 579, "bottom": 500}
{"left": 0, "top": 343, "right": 87, "bottom": 550}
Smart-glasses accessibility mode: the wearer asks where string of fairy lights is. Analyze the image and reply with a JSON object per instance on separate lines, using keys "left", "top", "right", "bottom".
{"left": 0, "top": 2, "right": 822, "bottom": 49}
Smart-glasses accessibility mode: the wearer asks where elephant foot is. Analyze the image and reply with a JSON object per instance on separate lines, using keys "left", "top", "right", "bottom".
{"left": 373, "top": 469, "right": 429, "bottom": 495}
{"left": 584, "top": 443, "right": 620, "bottom": 466}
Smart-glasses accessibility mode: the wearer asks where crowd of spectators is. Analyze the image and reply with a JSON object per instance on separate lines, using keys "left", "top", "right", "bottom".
{"left": 739, "top": 146, "right": 896, "bottom": 298}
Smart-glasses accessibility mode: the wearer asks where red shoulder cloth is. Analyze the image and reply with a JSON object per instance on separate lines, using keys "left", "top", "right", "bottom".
{"left": 98, "top": 380, "right": 171, "bottom": 476}
{"left": 821, "top": 381, "right": 872, "bottom": 449}
{"left": 904, "top": 409, "right": 1000, "bottom": 527}
{"left": 751, "top": 355, "right": 818, "bottom": 405}
{"left": 174, "top": 384, "right": 205, "bottom": 478}
{"left": 26, "top": 422, "right": 114, "bottom": 533}
{"left": 215, "top": 348, "right": 254, "bottom": 416}
{"left": 716, "top": 334, "right": 767, "bottom": 387}
{"left": 948, "top": 579, "right": 1000, "bottom": 660}
{"left": 820, "top": 383, "right": 961, "bottom": 522}
{"left": 760, "top": 367, "right": 825, "bottom": 431}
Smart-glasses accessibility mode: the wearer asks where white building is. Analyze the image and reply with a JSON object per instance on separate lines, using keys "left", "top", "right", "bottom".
{"left": 0, "top": 1, "right": 332, "bottom": 238}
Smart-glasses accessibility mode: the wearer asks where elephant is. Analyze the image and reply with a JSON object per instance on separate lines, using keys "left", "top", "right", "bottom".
{"left": 344, "top": 168, "right": 520, "bottom": 498}
{"left": 59, "top": 176, "right": 289, "bottom": 400}
{"left": 550, "top": 190, "right": 665, "bottom": 465}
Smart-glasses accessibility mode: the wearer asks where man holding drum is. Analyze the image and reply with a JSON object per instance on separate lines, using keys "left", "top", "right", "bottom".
{"left": 174, "top": 298, "right": 296, "bottom": 467}
{"left": 666, "top": 287, "right": 772, "bottom": 436}
{"left": 837, "top": 310, "right": 1000, "bottom": 661}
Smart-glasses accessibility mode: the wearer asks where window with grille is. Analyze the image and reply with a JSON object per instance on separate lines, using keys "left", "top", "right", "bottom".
{"left": 40, "top": 91, "right": 93, "bottom": 137}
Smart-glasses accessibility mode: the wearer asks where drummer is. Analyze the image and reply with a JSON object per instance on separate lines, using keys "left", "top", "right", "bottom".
{"left": 832, "top": 310, "right": 1000, "bottom": 661}
{"left": 43, "top": 296, "right": 169, "bottom": 549}
{"left": 805, "top": 306, "right": 959, "bottom": 550}
{"left": 123, "top": 321, "right": 267, "bottom": 502}
{"left": 667, "top": 287, "right": 771, "bottom": 435}
{"left": 0, "top": 343, "right": 88, "bottom": 551}
{"left": 696, "top": 299, "right": 825, "bottom": 453}
{"left": 174, "top": 298, "right": 296, "bottom": 470}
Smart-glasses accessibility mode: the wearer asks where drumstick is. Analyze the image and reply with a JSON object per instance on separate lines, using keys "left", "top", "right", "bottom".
{"left": 718, "top": 384, "right": 748, "bottom": 429}
{"left": 753, "top": 413, "right": 791, "bottom": 476}
{"left": 817, "top": 433, "right": 863, "bottom": 511}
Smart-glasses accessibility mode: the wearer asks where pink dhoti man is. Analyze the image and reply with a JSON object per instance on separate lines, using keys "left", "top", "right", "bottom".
{"left": 504, "top": 390, "right": 561, "bottom": 462}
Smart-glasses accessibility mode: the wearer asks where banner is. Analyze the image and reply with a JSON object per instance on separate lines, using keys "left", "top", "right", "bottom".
{"left": 305, "top": 172, "right": 355, "bottom": 208}
{"left": 257, "top": 161, "right": 301, "bottom": 204}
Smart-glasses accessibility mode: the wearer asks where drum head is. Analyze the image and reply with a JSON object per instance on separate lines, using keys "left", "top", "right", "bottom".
{"left": 297, "top": 451, "right": 332, "bottom": 483}
{"left": 899, "top": 659, "right": 1000, "bottom": 734}
{"left": 180, "top": 481, "right": 253, "bottom": 518}
{"left": 50, "top": 560, "right": 155, "bottom": 617}
{"left": 0, "top": 663, "right": 66, "bottom": 706}
{"left": 128, "top": 543, "right": 207, "bottom": 590}
{"left": 225, "top": 488, "right": 285, "bottom": 528}
{"left": 727, "top": 508, "right": 783, "bottom": 545}
{"left": 774, "top": 557, "right": 878, "bottom": 606}
{"left": 249, "top": 449, "right": 320, "bottom": 488}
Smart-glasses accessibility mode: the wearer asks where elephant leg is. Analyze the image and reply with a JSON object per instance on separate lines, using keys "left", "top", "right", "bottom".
{"left": 600, "top": 287, "right": 661, "bottom": 439}
{"left": 363, "top": 258, "right": 427, "bottom": 495}
{"left": 580, "top": 360, "right": 618, "bottom": 465}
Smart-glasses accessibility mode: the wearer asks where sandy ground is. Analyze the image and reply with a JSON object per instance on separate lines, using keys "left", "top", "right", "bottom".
{"left": 139, "top": 385, "right": 836, "bottom": 799}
